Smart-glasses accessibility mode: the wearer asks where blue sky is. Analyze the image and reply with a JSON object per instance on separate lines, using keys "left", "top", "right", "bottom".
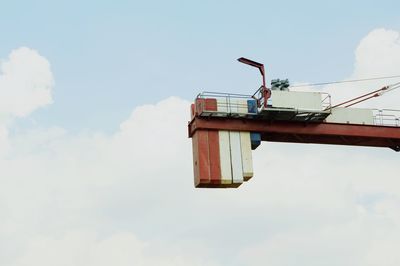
{"left": 2, "top": 0, "right": 400, "bottom": 132}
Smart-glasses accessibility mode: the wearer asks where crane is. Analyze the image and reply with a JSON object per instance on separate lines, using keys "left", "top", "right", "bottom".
{"left": 188, "top": 58, "right": 400, "bottom": 188}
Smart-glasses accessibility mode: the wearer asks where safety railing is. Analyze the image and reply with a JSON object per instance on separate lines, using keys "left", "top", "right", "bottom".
{"left": 251, "top": 86, "right": 266, "bottom": 109}
{"left": 196, "top": 89, "right": 333, "bottom": 117}
{"left": 195, "top": 91, "right": 258, "bottom": 117}
{"left": 373, "top": 109, "right": 400, "bottom": 127}
{"left": 252, "top": 86, "right": 332, "bottom": 112}
{"left": 321, "top": 93, "right": 332, "bottom": 112}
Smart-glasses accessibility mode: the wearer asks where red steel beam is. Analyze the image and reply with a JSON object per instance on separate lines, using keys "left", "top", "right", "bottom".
{"left": 188, "top": 117, "right": 400, "bottom": 151}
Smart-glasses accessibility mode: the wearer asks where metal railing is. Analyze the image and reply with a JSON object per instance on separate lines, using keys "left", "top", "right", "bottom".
{"left": 252, "top": 86, "right": 266, "bottom": 109}
{"left": 196, "top": 91, "right": 257, "bottom": 116}
{"left": 193, "top": 90, "right": 400, "bottom": 128}
{"left": 321, "top": 93, "right": 332, "bottom": 112}
{"left": 254, "top": 88, "right": 332, "bottom": 113}
{"left": 196, "top": 90, "right": 333, "bottom": 117}
{"left": 373, "top": 109, "right": 400, "bottom": 127}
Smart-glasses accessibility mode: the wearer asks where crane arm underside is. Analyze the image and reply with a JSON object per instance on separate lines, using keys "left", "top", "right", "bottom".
{"left": 188, "top": 117, "right": 400, "bottom": 151}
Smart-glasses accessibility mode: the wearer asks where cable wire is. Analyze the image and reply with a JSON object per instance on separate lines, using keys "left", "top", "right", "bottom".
{"left": 290, "top": 75, "right": 400, "bottom": 88}
{"left": 330, "top": 81, "right": 400, "bottom": 109}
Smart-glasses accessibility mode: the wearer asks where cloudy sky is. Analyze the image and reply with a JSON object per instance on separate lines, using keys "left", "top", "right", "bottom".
{"left": 1, "top": 1, "right": 400, "bottom": 265}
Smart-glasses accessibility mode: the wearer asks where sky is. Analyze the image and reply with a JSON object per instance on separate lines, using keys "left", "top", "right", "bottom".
{"left": 1, "top": 1, "right": 400, "bottom": 265}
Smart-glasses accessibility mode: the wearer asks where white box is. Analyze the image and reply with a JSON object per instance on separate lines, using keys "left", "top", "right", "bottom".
{"left": 270, "top": 91, "right": 323, "bottom": 111}
{"left": 326, "top": 107, "right": 374, "bottom": 125}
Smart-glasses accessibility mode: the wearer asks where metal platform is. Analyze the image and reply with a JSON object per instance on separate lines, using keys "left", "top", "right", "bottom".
{"left": 373, "top": 109, "right": 400, "bottom": 127}
{"left": 257, "top": 107, "right": 331, "bottom": 122}
{"left": 195, "top": 91, "right": 332, "bottom": 123}
{"left": 194, "top": 91, "right": 400, "bottom": 126}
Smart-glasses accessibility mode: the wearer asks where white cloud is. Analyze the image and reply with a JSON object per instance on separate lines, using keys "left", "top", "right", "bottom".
{"left": 1, "top": 96, "right": 399, "bottom": 266}
{"left": 0, "top": 47, "right": 54, "bottom": 117}
{"left": 0, "top": 126, "right": 9, "bottom": 155}
{"left": 354, "top": 29, "right": 400, "bottom": 78}
{"left": 11, "top": 231, "right": 219, "bottom": 266}
{"left": 1, "top": 29, "right": 400, "bottom": 266}
{"left": 237, "top": 194, "right": 400, "bottom": 266}
{"left": 324, "top": 28, "right": 400, "bottom": 109}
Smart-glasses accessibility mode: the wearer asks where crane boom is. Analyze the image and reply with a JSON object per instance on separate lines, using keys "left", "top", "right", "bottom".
{"left": 188, "top": 58, "right": 400, "bottom": 188}
{"left": 189, "top": 117, "right": 400, "bottom": 151}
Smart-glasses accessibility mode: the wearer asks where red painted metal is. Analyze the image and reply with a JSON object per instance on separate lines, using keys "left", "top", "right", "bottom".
{"left": 192, "top": 130, "right": 211, "bottom": 187}
{"left": 195, "top": 98, "right": 205, "bottom": 116}
{"left": 192, "top": 98, "right": 233, "bottom": 188}
{"left": 237, "top": 57, "right": 266, "bottom": 84}
{"left": 188, "top": 117, "right": 400, "bottom": 151}
{"left": 190, "top": 103, "right": 195, "bottom": 119}
{"left": 263, "top": 87, "right": 271, "bottom": 108}
{"left": 237, "top": 57, "right": 271, "bottom": 108}
{"left": 208, "top": 130, "right": 222, "bottom": 185}
{"left": 204, "top": 99, "right": 222, "bottom": 185}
